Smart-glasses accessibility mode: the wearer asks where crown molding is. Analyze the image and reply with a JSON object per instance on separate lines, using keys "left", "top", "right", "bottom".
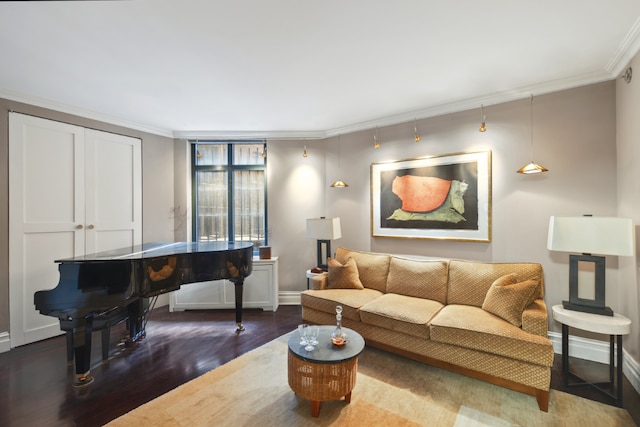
{"left": 0, "top": 89, "right": 174, "bottom": 138}
{"left": 172, "top": 129, "right": 326, "bottom": 141}
{"left": 606, "top": 16, "right": 640, "bottom": 77}
{"left": 0, "top": 65, "right": 625, "bottom": 142}
{"left": 324, "top": 69, "right": 615, "bottom": 138}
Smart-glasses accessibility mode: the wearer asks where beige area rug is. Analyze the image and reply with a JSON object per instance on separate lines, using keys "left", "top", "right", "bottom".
{"left": 106, "top": 333, "right": 635, "bottom": 427}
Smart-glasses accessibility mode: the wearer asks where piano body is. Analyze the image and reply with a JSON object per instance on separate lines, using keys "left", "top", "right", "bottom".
{"left": 34, "top": 241, "right": 253, "bottom": 386}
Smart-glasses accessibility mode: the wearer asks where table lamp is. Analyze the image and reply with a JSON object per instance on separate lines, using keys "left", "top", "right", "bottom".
{"left": 306, "top": 217, "right": 342, "bottom": 271}
{"left": 547, "top": 215, "right": 634, "bottom": 316}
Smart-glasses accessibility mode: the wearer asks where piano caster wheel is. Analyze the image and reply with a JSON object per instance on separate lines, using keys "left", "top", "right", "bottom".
{"left": 235, "top": 323, "right": 245, "bottom": 333}
{"left": 72, "top": 374, "right": 94, "bottom": 388}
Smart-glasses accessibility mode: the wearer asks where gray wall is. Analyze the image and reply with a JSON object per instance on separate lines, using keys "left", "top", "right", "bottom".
{"left": 264, "top": 82, "right": 622, "bottom": 343}
{"left": 1, "top": 76, "right": 636, "bottom": 368}
{"left": 617, "top": 52, "right": 640, "bottom": 362}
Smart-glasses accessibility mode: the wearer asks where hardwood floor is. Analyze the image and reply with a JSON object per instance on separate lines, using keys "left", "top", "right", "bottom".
{"left": 1, "top": 305, "right": 637, "bottom": 426}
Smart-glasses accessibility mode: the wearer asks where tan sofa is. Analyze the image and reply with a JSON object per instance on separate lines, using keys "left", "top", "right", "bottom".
{"left": 301, "top": 247, "right": 554, "bottom": 411}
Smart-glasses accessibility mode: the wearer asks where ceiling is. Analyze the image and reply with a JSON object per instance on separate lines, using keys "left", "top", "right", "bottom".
{"left": 1, "top": 1, "right": 640, "bottom": 139}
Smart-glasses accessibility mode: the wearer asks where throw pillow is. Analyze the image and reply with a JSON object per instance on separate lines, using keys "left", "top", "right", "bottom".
{"left": 482, "top": 273, "right": 538, "bottom": 327}
{"left": 327, "top": 257, "right": 364, "bottom": 290}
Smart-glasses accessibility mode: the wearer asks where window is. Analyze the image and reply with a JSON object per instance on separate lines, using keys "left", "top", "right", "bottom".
{"left": 192, "top": 142, "right": 267, "bottom": 251}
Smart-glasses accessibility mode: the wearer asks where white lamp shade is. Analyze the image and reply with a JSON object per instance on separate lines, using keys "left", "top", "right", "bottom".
{"left": 306, "top": 217, "right": 342, "bottom": 240}
{"left": 547, "top": 216, "right": 635, "bottom": 256}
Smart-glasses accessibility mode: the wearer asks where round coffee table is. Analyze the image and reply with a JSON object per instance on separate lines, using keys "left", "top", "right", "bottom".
{"left": 287, "top": 325, "right": 365, "bottom": 417}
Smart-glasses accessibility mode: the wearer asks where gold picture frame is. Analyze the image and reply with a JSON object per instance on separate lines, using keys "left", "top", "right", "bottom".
{"left": 371, "top": 151, "right": 491, "bottom": 241}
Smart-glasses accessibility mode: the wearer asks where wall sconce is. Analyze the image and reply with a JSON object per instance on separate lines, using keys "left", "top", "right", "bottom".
{"left": 517, "top": 94, "right": 548, "bottom": 174}
{"left": 303, "top": 145, "right": 308, "bottom": 158}
{"left": 373, "top": 128, "right": 380, "bottom": 149}
{"left": 479, "top": 105, "right": 487, "bottom": 132}
{"left": 547, "top": 215, "right": 634, "bottom": 316}
{"left": 414, "top": 119, "right": 421, "bottom": 142}
{"left": 306, "top": 217, "right": 342, "bottom": 270}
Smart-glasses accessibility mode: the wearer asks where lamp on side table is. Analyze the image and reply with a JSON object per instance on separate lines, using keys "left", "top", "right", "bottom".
{"left": 306, "top": 217, "right": 341, "bottom": 271}
{"left": 547, "top": 215, "right": 634, "bottom": 316}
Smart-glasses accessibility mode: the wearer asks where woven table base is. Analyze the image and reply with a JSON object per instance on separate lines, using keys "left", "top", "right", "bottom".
{"left": 288, "top": 350, "right": 358, "bottom": 417}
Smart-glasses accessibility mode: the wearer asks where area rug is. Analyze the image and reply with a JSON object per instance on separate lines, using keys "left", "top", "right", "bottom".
{"left": 105, "top": 332, "right": 635, "bottom": 426}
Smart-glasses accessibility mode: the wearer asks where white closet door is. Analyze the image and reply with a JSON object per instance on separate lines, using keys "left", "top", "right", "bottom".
{"left": 84, "top": 129, "right": 142, "bottom": 253}
{"left": 9, "top": 113, "right": 86, "bottom": 346}
{"left": 9, "top": 113, "right": 142, "bottom": 347}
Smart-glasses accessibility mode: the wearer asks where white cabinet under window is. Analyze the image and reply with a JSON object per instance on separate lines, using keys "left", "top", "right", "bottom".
{"left": 169, "top": 257, "right": 279, "bottom": 312}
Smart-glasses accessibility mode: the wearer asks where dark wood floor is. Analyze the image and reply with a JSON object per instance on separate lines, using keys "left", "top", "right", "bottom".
{"left": 0, "top": 305, "right": 638, "bottom": 426}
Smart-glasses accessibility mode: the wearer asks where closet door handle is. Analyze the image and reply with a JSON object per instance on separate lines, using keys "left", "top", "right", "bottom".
{"left": 88, "top": 224, "right": 95, "bottom": 230}
{"left": 76, "top": 224, "right": 83, "bottom": 230}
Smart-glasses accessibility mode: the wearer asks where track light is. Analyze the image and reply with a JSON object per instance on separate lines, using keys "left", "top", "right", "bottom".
{"left": 479, "top": 105, "right": 487, "bottom": 132}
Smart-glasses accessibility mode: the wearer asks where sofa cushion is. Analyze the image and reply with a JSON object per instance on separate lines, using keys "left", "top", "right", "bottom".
{"left": 386, "top": 257, "right": 448, "bottom": 304}
{"left": 447, "top": 260, "right": 543, "bottom": 307}
{"left": 336, "top": 247, "right": 390, "bottom": 292}
{"left": 482, "top": 274, "right": 538, "bottom": 327}
{"left": 359, "top": 293, "right": 443, "bottom": 339}
{"left": 430, "top": 305, "right": 554, "bottom": 366}
{"left": 300, "top": 288, "right": 383, "bottom": 321}
{"left": 327, "top": 257, "right": 364, "bottom": 289}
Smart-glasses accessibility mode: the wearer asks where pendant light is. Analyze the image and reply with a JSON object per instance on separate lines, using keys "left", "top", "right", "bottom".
{"left": 517, "top": 94, "right": 548, "bottom": 174}
{"left": 331, "top": 135, "right": 349, "bottom": 187}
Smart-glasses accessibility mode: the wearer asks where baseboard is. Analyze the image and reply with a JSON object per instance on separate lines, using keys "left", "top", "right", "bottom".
{"left": 0, "top": 331, "right": 10, "bottom": 353}
{"left": 278, "top": 291, "right": 301, "bottom": 306}
{"left": 549, "top": 331, "right": 640, "bottom": 396}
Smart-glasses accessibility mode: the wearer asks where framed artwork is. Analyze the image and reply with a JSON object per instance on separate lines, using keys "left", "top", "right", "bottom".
{"left": 371, "top": 151, "right": 491, "bottom": 241}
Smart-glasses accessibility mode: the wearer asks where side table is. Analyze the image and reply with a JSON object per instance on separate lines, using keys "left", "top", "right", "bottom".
{"left": 288, "top": 326, "right": 365, "bottom": 417}
{"left": 306, "top": 269, "right": 323, "bottom": 289}
{"left": 552, "top": 304, "right": 631, "bottom": 406}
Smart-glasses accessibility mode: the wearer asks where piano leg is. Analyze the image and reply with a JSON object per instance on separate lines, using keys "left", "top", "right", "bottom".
{"left": 233, "top": 279, "right": 245, "bottom": 332}
{"left": 72, "top": 315, "right": 95, "bottom": 387}
{"left": 127, "top": 298, "right": 146, "bottom": 342}
{"left": 65, "top": 330, "right": 74, "bottom": 365}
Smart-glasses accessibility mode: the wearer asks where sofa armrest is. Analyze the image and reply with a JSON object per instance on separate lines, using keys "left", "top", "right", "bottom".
{"left": 310, "top": 273, "right": 329, "bottom": 290}
{"left": 522, "top": 298, "right": 548, "bottom": 337}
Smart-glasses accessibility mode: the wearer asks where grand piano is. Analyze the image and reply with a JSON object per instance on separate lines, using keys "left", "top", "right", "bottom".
{"left": 34, "top": 241, "right": 253, "bottom": 386}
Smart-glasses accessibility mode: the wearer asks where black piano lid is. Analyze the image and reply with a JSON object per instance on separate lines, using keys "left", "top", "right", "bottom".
{"left": 54, "top": 241, "right": 254, "bottom": 263}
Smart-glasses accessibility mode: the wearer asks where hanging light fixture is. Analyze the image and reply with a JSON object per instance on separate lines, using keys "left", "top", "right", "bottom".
{"left": 331, "top": 135, "right": 349, "bottom": 187}
{"left": 414, "top": 119, "right": 421, "bottom": 142}
{"left": 479, "top": 105, "right": 487, "bottom": 132}
{"left": 373, "top": 128, "right": 380, "bottom": 149}
{"left": 517, "top": 94, "right": 548, "bottom": 174}
{"left": 303, "top": 145, "right": 308, "bottom": 158}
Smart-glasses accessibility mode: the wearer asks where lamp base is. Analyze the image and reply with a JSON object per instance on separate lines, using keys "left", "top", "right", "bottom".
{"left": 562, "top": 300, "right": 613, "bottom": 317}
